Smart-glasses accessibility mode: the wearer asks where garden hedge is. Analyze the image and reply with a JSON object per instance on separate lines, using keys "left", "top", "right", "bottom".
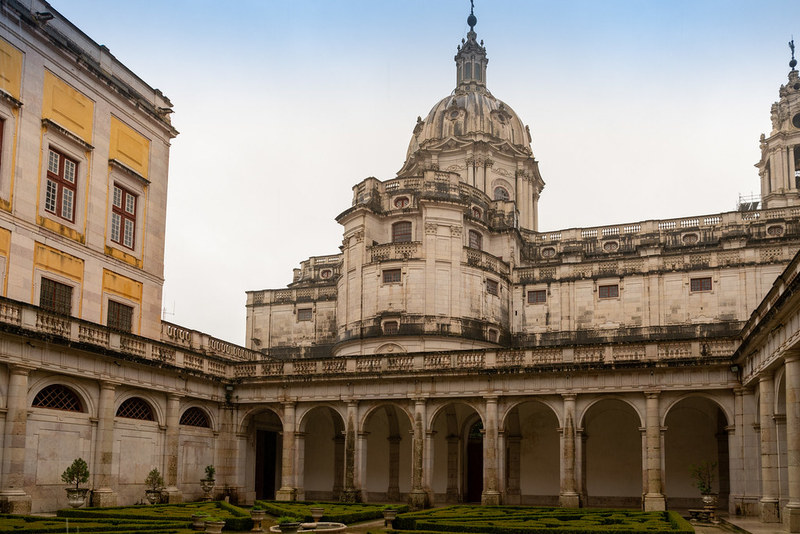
{"left": 254, "top": 500, "right": 408, "bottom": 524}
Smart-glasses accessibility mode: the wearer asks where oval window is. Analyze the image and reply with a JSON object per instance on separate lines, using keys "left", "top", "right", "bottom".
{"left": 394, "top": 196, "right": 410, "bottom": 208}
{"left": 320, "top": 269, "right": 332, "bottom": 279}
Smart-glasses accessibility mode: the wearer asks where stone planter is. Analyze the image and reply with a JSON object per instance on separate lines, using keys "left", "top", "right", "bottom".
{"left": 191, "top": 514, "right": 209, "bottom": 530}
{"left": 144, "top": 489, "right": 162, "bottom": 504}
{"left": 250, "top": 509, "right": 266, "bottom": 532}
{"left": 65, "top": 487, "right": 89, "bottom": 508}
{"left": 200, "top": 479, "right": 215, "bottom": 501}
{"left": 382, "top": 509, "right": 397, "bottom": 527}
{"left": 701, "top": 493, "right": 718, "bottom": 510}
{"left": 204, "top": 519, "right": 226, "bottom": 534}
{"left": 309, "top": 507, "right": 324, "bottom": 523}
{"left": 277, "top": 522, "right": 301, "bottom": 533}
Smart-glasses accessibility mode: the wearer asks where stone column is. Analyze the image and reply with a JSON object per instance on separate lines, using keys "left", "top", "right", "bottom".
{"left": 727, "top": 387, "right": 745, "bottom": 516}
{"left": 0, "top": 365, "right": 32, "bottom": 514}
{"left": 643, "top": 391, "right": 666, "bottom": 511}
{"left": 446, "top": 435, "right": 460, "bottom": 503}
{"left": 784, "top": 353, "right": 800, "bottom": 532}
{"left": 505, "top": 436, "right": 521, "bottom": 504}
{"left": 91, "top": 381, "right": 117, "bottom": 507}
{"left": 577, "top": 429, "right": 587, "bottom": 504}
{"left": 276, "top": 402, "right": 297, "bottom": 501}
{"left": 387, "top": 435, "right": 401, "bottom": 501}
{"left": 332, "top": 435, "right": 344, "bottom": 500}
{"left": 559, "top": 394, "right": 580, "bottom": 507}
{"left": 482, "top": 396, "right": 501, "bottom": 505}
{"left": 355, "top": 431, "right": 368, "bottom": 501}
{"left": 759, "top": 373, "right": 780, "bottom": 522}
{"left": 409, "top": 398, "right": 429, "bottom": 509}
{"left": 295, "top": 432, "right": 306, "bottom": 501}
{"left": 162, "top": 394, "right": 183, "bottom": 503}
{"left": 341, "top": 401, "right": 361, "bottom": 502}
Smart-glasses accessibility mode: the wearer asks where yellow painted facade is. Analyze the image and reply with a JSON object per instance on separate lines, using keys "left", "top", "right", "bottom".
{"left": 0, "top": 37, "right": 22, "bottom": 100}
{"left": 33, "top": 242, "right": 84, "bottom": 282}
{"left": 42, "top": 71, "right": 94, "bottom": 144}
{"left": 102, "top": 268, "right": 142, "bottom": 305}
{"left": 109, "top": 116, "right": 150, "bottom": 179}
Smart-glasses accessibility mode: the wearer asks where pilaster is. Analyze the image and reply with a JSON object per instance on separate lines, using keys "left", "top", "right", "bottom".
{"left": 91, "top": 381, "right": 118, "bottom": 507}
{"left": 643, "top": 391, "right": 666, "bottom": 511}
{"left": 0, "top": 365, "right": 33, "bottom": 514}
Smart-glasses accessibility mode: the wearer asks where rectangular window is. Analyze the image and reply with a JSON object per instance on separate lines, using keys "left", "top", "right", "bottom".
{"left": 528, "top": 289, "right": 547, "bottom": 304}
{"left": 486, "top": 279, "right": 499, "bottom": 296}
{"left": 297, "top": 308, "right": 312, "bottom": 321}
{"left": 690, "top": 277, "right": 712, "bottom": 292}
{"left": 107, "top": 300, "right": 133, "bottom": 332}
{"left": 383, "top": 269, "right": 402, "bottom": 283}
{"left": 383, "top": 321, "right": 399, "bottom": 334}
{"left": 392, "top": 221, "right": 412, "bottom": 243}
{"left": 598, "top": 284, "right": 619, "bottom": 299}
{"left": 45, "top": 148, "right": 78, "bottom": 222}
{"left": 468, "top": 230, "right": 482, "bottom": 250}
{"left": 40, "top": 277, "right": 72, "bottom": 315}
{"left": 111, "top": 184, "right": 137, "bottom": 249}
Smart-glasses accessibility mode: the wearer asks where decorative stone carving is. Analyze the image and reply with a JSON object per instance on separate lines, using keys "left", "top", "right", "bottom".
{"left": 425, "top": 222, "right": 438, "bottom": 235}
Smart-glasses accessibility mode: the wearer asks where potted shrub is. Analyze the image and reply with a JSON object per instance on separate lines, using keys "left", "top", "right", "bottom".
{"left": 382, "top": 505, "right": 398, "bottom": 527}
{"left": 144, "top": 467, "right": 164, "bottom": 504}
{"left": 201, "top": 464, "right": 216, "bottom": 501}
{"left": 309, "top": 505, "right": 324, "bottom": 523}
{"left": 250, "top": 504, "right": 266, "bottom": 532}
{"left": 276, "top": 515, "right": 302, "bottom": 533}
{"left": 61, "top": 457, "right": 90, "bottom": 508}
{"left": 204, "top": 516, "right": 226, "bottom": 534}
{"left": 690, "top": 460, "right": 718, "bottom": 511}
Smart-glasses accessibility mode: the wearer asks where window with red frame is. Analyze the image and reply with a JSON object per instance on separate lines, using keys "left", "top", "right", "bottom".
{"left": 107, "top": 300, "right": 133, "bottom": 332}
{"left": 598, "top": 284, "right": 619, "bottom": 299}
{"left": 383, "top": 269, "right": 402, "bottom": 283}
{"left": 468, "top": 230, "right": 483, "bottom": 250}
{"left": 111, "top": 184, "right": 137, "bottom": 249}
{"left": 528, "top": 289, "right": 547, "bottom": 304}
{"left": 45, "top": 148, "right": 77, "bottom": 222}
{"left": 690, "top": 277, "right": 712, "bottom": 292}
{"left": 392, "top": 221, "right": 412, "bottom": 243}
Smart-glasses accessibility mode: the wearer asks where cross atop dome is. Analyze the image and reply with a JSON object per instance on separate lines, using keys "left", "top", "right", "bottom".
{"left": 455, "top": 0, "right": 488, "bottom": 91}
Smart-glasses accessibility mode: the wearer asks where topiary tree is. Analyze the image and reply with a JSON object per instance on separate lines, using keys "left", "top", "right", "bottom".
{"left": 144, "top": 468, "right": 164, "bottom": 491}
{"left": 204, "top": 464, "right": 215, "bottom": 481}
{"left": 61, "top": 458, "right": 90, "bottom": 490}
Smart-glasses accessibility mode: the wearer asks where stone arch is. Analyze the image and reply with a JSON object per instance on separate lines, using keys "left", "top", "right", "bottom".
{"left": 240, "top": 406, "right": 284, "bottom": 501}
{"left": 114, "top": 391, "right": 164, "bottom": 426}
{"left": 429, "top": 401, "right": 484, "bottom": 504}
{"left": 663, "top": 395, "right": 731, "bottom": 509}
{"left": 375, "top": 343, "right": 407, "bottom": 355}
{"left": 362, "top": 402, "right": 413, "bottom": 502}
{"left": 578, "top": 395, "right": 643, "bottom": 429}
{"left": 28, "top": 376, "right": 94, "bottom": 416}
{"left": 237, "top": 404, "right": 284, "bottom": 435}
{"left": 297, "top": 405, "right": 346, "bottom": 501}
{"left": 502, "top": 399, "right": 560, "bottom": 505}
{"left": 661, "top": 392, "right": 734, "bottom": 429}
{"left": 581, "top": 397, "right": 642, "bottom": 507}
{"left": 179, "top": 404, "right": 215, "bottom": 430}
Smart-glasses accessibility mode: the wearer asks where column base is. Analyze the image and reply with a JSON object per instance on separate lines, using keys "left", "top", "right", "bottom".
{"left": 162, "top": 487, "right": 183, "bottom": 504}
{"left": 760, "top": 498, "right": 780, "bottom": 523}
{"left": 559, "top": 492, "right": 581, "bottom": 508}
{"left": 340, "top": 489, "right": 362, "bottom": 503}
{"left": 91, "top": 489, "right": 117, "bottom": 507}
{"left": 481, "top": 490, "right": 501, "bottom": 506}
{"left": 505, "top": 489, "right": 521, "bottom": 505}
{"left": 275, "top": 488, "right": 297, "bottom": 501}
{"left": 643, "top": 493, "right": 666, "bottom": 511}
{"left": 387, "top": 487, "right": 401, "bottom": 502}
{"left": 0, "top": 494, "right": 31, "bottom": 514}
{"left": 408, "top": 489, "right": 429, "bottom": 510}
{"left": 785, "top": 503, "right": 800, "bottom": 533}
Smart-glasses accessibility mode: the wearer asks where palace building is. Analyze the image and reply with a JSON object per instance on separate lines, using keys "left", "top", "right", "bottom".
{"left": 4, "top": 1, "right": 800, "bottom": 532}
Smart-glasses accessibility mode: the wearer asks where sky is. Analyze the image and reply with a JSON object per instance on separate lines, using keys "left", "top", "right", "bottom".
{"left": 53, "top": 0, "right": 798, "bottom": 345}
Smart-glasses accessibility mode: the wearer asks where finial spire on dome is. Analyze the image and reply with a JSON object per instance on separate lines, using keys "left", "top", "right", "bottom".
{"left": 455, "top": 0, "right": 488, "bottom": 91}
{"left": 791, "top": 37, "right": 797, "bottom": 70}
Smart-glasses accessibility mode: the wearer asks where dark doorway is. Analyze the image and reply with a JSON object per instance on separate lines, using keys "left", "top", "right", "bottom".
{"left": 465, "top": 420, "right": 483, "bottom": 502}
{"left": 255, "top": 430, "right": 278, "bottom": 499}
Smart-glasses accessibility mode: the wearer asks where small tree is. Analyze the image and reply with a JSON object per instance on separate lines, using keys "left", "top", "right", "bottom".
{"left": 61, "top": 458, "right": 90, "bottom": 490}
{"left": 145, "top": 468, "right": 164, "bottom": 491}
{"left": 689, "top": 460, "right": 717, "bottom": 494}
{"left": 204, "top": 464, "right": 215, "bottom": 481}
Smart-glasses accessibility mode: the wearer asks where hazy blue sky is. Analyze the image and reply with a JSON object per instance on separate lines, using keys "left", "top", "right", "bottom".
{"left": 53, "top": 1, "right": 798, "bottom": 344}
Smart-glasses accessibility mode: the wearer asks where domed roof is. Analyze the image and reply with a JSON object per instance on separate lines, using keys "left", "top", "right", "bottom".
{"left": 405, "top": 89, "right": 531, "bottom": 161}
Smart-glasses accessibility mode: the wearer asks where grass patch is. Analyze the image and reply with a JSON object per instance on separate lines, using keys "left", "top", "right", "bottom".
{"left": 392, "top": 506, "right": 694, "bottom": 533}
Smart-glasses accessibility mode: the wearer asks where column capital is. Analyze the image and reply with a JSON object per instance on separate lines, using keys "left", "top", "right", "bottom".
{"left": 561, "top": 393, "right": 577, "bottom": 401}
{"left": 7, "top": 364, "right": 34, "bottom": 376}
{"left": 98, "top": 380, "right": 120, "bottom": 391}
{"left": 784, "top": 351, "right": 800, "bottom": 364}
{"left": 759, "top": 372, "right": 775, "bottom": 383}
{"left": 484, "top": 395, "right": 499, "bottom": 404}
{"left": 644, "top": 390, "right": 661, "bottom": 399}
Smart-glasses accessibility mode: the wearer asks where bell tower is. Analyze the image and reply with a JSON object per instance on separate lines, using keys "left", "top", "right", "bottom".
{"left": 758, "top": 39, "right": 800, "bottom": 208}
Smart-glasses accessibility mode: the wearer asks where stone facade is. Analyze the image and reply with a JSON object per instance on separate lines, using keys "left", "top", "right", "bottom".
{"left": 4, "top": 3, "right": 800, "bottom": 533}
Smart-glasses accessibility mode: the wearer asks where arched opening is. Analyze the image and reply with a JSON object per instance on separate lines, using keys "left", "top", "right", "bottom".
{"left": 430, "top": 403, "right": 482, "bottom": 504}
{"left": 664, "top": 396, "right": 731, "bottom": 510}
{"left": 503, "top": 401, "right": 559, "bottom": 505}
{"left": 363, "top": 404, "right": 412, "bottom": 502}
{"left": 244, "top": 409, "right": 283, "bottom": 500}
{"left": 582, "top": 399, "right": 642, "bottom": 507}
{"left": 300, "top": 406, "right": 345, "bottom": 501}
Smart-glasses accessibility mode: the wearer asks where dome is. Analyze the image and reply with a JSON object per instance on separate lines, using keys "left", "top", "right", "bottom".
{"left": 404, "top": 89, "right": 532, "bottom": 162}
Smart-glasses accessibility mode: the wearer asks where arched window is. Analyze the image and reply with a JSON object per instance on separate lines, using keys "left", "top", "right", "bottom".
{"left": 32, "top": 384, "right": 82, "bottom": 412}
{"left": 116, "top": 397, "right": 154, "bottom": 421}
{"left": 493, "top": 187, "right": 509, "bottom": 201}
{"left": 180, "top": 407, "right": 210, "bottom": 428}
{"left": 468, "top": 230, "right": 483, "bottom": 250}
{"left": 392, "top": 221, "right": 412, "bottom": 243}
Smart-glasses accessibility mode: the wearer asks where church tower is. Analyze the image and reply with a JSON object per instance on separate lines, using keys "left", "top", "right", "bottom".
{"left": 758, "top": 40, "right": 800, "bottom": 208}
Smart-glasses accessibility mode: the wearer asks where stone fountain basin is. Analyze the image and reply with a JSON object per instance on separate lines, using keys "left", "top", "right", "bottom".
{"left": 269, "top": 522, "right": 347, "bottom": 533}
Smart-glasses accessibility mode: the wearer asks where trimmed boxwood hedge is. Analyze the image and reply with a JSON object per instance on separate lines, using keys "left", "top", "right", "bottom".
{"left": 254, "top": 499, "right": 408, "bottom": 524}
{"left": 392, "top": 506, "right": 694, "bottom": 533}
{"left": 0, "top": 514, "right": 192, "bottom": 534}
{"left": 56, "top": 501, "right": 252, "bottom": 531}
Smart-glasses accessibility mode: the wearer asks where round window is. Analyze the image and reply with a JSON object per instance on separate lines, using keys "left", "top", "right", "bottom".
{"left": 394, "top": 196, "right": 410, "bottom": 208}
{"left": 793, "top": 113, "right": 800, "bottom": 129}
{"left": 541, "top": 247, "right": 556, "bottom": 258}
{"left": 320, "top": 269, "right": 332, "bottom": 279}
